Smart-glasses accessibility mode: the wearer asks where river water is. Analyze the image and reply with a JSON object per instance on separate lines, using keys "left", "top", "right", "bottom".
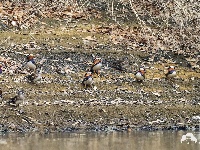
{"left": 0, "top": 130, "right": 200, "bottom": 150}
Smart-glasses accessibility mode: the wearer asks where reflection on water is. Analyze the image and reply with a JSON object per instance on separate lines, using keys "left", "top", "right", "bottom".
{"left": 0, "top": 131, "right": 199, "bottom": 150}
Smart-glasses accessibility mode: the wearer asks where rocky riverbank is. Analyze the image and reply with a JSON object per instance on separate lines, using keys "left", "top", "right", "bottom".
{"left": 0, "top": 0, "right": 200, "bottom": 133}
{"left": 0, "top": 49, "right": 199, "bottom": 133}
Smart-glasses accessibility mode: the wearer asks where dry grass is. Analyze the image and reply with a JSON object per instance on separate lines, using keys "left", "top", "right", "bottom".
{"left": 0, "top": 23, "right": 110, "bottom": 49}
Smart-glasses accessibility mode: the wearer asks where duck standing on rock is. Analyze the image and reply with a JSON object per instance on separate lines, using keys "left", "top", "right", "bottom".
{"left": 7, "top": 90, "right": 25, "bottom": 106}
{"left": 26, "top": 54, "right": 36, "bottom": 71}
{"left": 166, "top": 66, "right": 176, "bottom": 79}
{"left": 90, "top": 57, "right": 102, "bottom": 75}
{"left": 135, "top": 67, "right": 146, "bottom": 82}
{"left": 82, "top": 72, "right": 93, "bottom": 87}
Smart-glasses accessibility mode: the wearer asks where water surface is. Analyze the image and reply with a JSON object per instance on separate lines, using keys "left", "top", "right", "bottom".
{"left": 0, "top": 131, "right": 200, "bottom": 150}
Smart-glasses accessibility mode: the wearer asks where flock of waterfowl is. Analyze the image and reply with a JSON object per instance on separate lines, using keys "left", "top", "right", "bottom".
{"left": 82, "top": 57, "right": 176, "bottom": 86}
{"left": 0, "top": 53, "right": 177, "bottom": 107}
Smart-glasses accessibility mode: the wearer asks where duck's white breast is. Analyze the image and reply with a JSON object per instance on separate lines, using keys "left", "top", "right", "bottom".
{"left": 83, "top": 77, "right": 93, "bottom": 85}
{"left": 167, "top": 71, "right": 176, "bottom": 78}
{"left": 92, "top": 63, "right": 102, "bottom": 71}
{"left": 135, "top": 72, "right": 144, "bottom": 80}
{"left": 27, "top": 61, "right": 36, "bottom": 70}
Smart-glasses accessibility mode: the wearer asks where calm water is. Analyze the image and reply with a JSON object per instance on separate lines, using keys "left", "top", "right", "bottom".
{"left": 0, "top": 131, "right": 200, "bottom": 150}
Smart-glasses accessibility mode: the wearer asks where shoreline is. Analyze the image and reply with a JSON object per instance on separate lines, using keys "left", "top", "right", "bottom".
{"left": 0, "top": 102, "right": 200, "bottom": 134}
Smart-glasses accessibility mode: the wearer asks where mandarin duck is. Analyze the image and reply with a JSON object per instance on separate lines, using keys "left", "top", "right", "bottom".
{"left": 7, "top": 90, "right": 25, "bottom": 106}
{"left": 90, "top": 57, "right": 102, "bottom": 75}
{"left": 82, "top": 72, "right": 93, "bottom": 87}
{"left": 166, "top": 66, "right": 176, "bottom": 78}
{"left": 26, "top": 54, "right": 36, "bottom": 71}
{"left": 135, "top": 67, "right": 146, "bottom": 82}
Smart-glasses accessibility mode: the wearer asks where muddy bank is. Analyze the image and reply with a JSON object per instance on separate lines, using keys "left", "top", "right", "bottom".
{"left": 1, "top": 104, "right": 200, "bottom": 133}
{"left": 0, "top": 50, "right": 200, "bottom": 133}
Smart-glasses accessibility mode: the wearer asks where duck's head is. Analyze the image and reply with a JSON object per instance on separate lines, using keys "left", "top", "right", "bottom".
{"left": 93, "top": 57, "right": 102, "bottom": 64}
{"left": 18, "top": 90, "right": 24, "bottom": 96}
{"left": 84, "top": 72, "right": 92, "bottom": 77}
{"left": 168, "top": 66, "right": 175, "bottom": 71}
{"left": 139, "top": 67, "right": 146, "bottom": 74}
{"left": 27, "top": 54, "right": 34, "bottom": 60}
